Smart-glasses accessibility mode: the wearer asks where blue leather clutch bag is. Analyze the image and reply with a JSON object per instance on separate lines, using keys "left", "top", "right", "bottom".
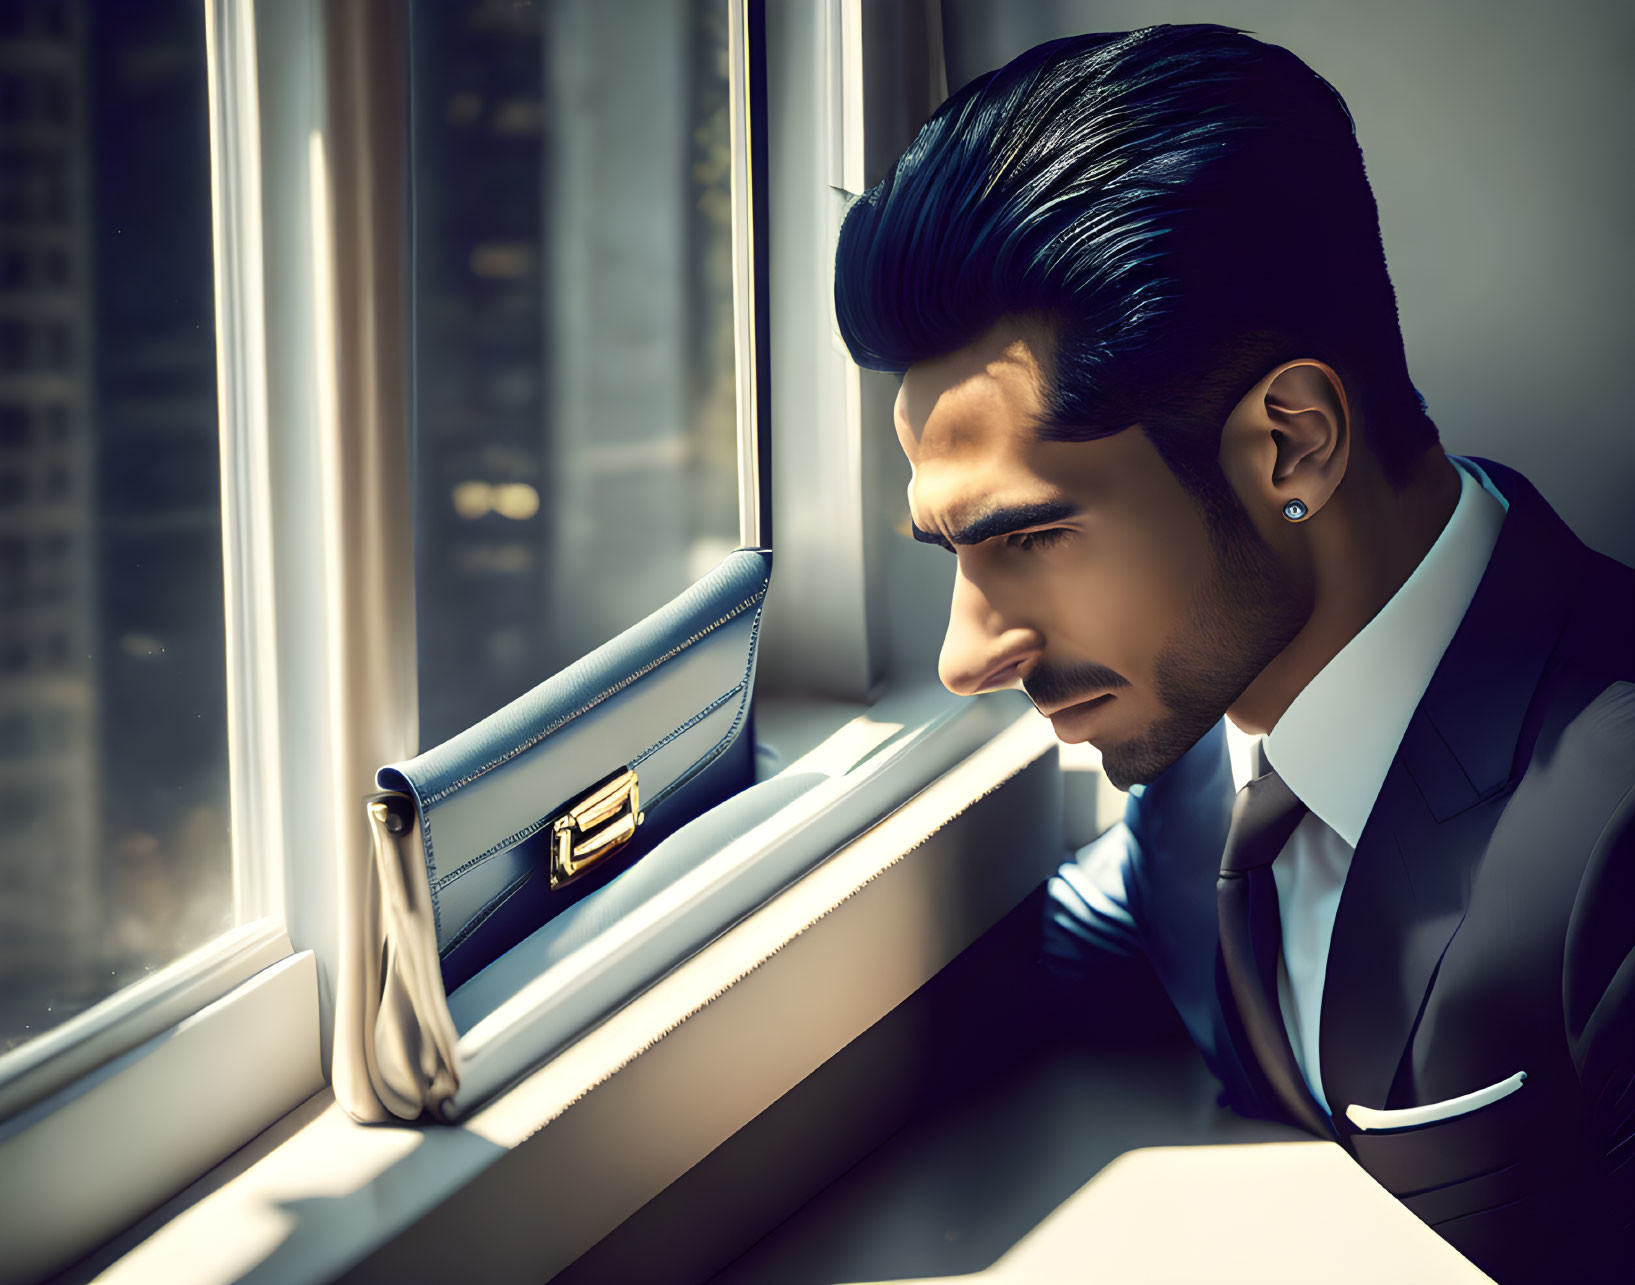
{"left": 358, "top": 548, "right": 771, "bottom": 1117}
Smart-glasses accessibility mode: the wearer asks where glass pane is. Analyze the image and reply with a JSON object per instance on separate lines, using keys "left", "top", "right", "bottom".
{"left": 0, "top": 0, "right": 231, "bottom": 1055}
{"left": 410, "top": 0, "right": 741, "bottom": 747}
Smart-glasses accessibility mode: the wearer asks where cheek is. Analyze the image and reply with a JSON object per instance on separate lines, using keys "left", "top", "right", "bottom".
{"left": 1051, "top": 520, "right": 1213, "bottom": 679}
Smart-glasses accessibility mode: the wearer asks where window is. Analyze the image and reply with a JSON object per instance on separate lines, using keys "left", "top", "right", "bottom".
{"left": 408, "top": 0, "right": 742, "bottom": 747}
{"left": 0, "top": 403, "right": 30, "bottom": 447}
{"left": 0, "top": 535, "right": 23, "bottom": 600}
{"left": 0, "top": 5, "right": 314, "bottom": 1272}
{"left": 44, "top": 321, "right": 70, "bottom": 370}
{"left": 0, "top": 320, "right": 26, "bottom": 370}
{"left": 0, "top": 0, "right": 235, "bottom": 1056}
{"left": 0, "top": 73, "right": 22, "bottom": 122}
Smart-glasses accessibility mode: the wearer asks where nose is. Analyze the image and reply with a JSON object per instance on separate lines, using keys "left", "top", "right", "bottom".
{"left": 937, "top": 562, "right": 1043, "bottom": 696}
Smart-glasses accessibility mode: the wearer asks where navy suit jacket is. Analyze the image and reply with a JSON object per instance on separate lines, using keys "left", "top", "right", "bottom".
{"left": 1046, "top": 457, "right": 1635, "bottom": 1283}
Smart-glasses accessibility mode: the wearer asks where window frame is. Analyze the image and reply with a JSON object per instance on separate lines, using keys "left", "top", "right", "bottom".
{"left": 0, "top": 0, "right": 298, "bottom": 1124}
{"left": 0, "top": 3, "right": 327, "bottom": 1276}
{"left": 731, "top": 0, "right": 772, "bottom": 554}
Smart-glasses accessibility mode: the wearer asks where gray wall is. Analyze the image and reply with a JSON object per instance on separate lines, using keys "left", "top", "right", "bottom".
{"left": 941, "top": 0, "right": 1635, "bottom": 565}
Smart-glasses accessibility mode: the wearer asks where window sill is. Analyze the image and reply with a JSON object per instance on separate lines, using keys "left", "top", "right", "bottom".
{"left": 2, "top": 948, "right": 322, "bottom": 1285}
{"left": 71, "top": 695, "right": 1067, "bottom": 1284}
{"left": 0, "top": 921, "right": 296, "bottom": 1124}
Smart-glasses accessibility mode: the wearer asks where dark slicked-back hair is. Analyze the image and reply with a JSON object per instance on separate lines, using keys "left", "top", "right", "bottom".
{"left": 834, "top": 24, "right": 1438, "bottom": 503}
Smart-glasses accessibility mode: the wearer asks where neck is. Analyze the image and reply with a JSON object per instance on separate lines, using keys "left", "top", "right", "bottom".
{"left": 1228, "top": 448, "right": 1462, "bottom": 736}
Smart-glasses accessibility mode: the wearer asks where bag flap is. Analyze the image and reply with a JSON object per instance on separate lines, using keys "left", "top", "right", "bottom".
{"left": 376, "top": 548, "right": 771, "bottom": 949}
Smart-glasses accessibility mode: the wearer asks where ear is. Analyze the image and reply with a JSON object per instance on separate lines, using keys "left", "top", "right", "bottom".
{"left": 1218, "top": 360, "right": 1350, "bottom": 523}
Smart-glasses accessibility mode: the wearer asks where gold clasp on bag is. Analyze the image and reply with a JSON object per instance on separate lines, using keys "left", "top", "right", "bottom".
{"left": 550, "top": 767, "right": 643, "bottom": 890}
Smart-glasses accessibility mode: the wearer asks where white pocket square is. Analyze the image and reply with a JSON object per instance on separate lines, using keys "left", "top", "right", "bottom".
{"left": 1345, "top": 1070, "right": 1527, "bottom": 1132}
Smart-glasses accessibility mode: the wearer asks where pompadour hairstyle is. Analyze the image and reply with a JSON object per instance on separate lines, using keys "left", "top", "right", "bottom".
{"left": 833, "top": 24, "right": 1438, "bottom": 498}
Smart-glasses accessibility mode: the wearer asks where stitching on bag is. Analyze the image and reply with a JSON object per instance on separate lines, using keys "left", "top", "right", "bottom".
{"left": 642, "top": 603, "right": 763, "bottom": 813}
{"left": 421, "top": 586, "right": 766, "bottom": 931}
{"left": 429, "top": 595, "right": 768, "bottom": 957}
{"left": 432, "top": 600, "right": 764, "bottom": 929}
{"left": 424, "top": 817, "right": 441, "bottom": 940}
{"left": 435, "top": 812, "right": 555, "bottom": 890}
{"left": 441, "top": 867, "right": 534, "bottom": 958}
{"left": 632, "top": 681, "right": 743, "bottom": 767}
{"left": 432, "top": 679, "right": 745, "bottom": 892}
{"left": 437, "top": 613, "right": 761, "bottom": 950}
{"left": 422, "top": 582, "right": 768, "bottom": 808}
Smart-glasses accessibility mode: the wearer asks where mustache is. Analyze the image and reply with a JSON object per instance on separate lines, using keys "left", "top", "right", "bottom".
{"left": 1023, "top": 659, "right": 1130, "bottom": 712}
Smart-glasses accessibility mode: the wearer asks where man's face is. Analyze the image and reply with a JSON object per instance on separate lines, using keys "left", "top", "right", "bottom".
{"left": 897, "top": 319, "right": 1309, "bottom": 789}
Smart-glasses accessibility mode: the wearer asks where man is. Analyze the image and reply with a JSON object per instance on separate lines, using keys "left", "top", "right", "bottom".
{"left": 832, "top": 24, "right": 1634, "bottom": 1283}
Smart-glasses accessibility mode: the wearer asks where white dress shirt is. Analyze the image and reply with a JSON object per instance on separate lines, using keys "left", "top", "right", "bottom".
{"left": 1223, "top": 456, "right": 1508, "bottom": 1116}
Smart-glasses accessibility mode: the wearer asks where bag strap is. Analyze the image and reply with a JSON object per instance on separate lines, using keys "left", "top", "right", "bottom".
{"left": 362, "top": 791, "right": 460, "bottom": 1118}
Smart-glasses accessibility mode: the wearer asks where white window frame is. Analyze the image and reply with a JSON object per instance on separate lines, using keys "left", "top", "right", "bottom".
{"left": 0, "top": 2, "right": 329, "bottom": 1278}
{"left": 0, "top": 0, "right": 300, "bottom": 1131}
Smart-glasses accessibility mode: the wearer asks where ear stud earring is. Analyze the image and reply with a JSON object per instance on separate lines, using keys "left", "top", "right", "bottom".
{"left": 1282, "top": 499, "right": 1310, "bottom": 522}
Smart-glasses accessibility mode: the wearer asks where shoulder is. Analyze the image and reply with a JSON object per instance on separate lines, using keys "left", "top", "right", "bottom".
{"left": 1554, "top": 685, "right": 1635, "bottom": 1036}
{"left": 1510, "top": 681, "right": 1635, "bottom": 850}
{"left": 1555, "top": 682, "right": 1635, "bottom": 776}
{"left": 1514, "top": 533, "right": 1635, "bottom": 804}
{"left": 1558, "top": 684, "right": 1635, "bottom": 921}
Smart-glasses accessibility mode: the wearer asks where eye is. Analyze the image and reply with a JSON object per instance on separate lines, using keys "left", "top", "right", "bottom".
{"left": 1004, "top": 527, "right": 1070, "bottom": 553}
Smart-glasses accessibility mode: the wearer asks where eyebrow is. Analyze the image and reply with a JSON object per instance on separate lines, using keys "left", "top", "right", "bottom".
{"left": 910, "top": 499, "right": 1079, "bottom": 551}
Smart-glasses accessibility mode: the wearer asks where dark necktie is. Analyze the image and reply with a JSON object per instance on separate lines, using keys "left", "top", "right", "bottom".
{"left": 1216, "top": 746, "right": 1333, "bottom": 1138}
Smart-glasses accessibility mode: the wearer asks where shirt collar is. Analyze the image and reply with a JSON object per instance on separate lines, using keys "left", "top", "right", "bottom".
{"left": 1258, "top": 456, "right": 1507, "bottom": 846}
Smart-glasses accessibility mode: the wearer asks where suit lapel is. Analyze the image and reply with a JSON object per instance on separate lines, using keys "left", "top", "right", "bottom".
{"left": 1317, "top": 458, "right": 1586, "bottom": 1136}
